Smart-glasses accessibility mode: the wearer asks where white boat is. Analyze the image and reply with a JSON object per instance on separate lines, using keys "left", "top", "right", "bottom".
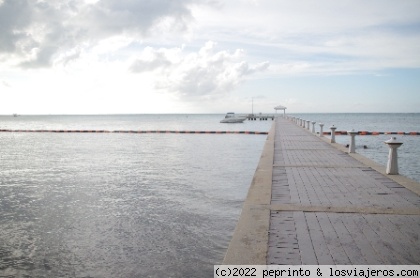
{"left": 220, "top": 112, "right": 246, "bottom": 123}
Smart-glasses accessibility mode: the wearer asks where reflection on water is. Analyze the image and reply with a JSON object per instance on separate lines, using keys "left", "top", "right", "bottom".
{"left": 0, "top": 131, "right": 268, "bottom": 277}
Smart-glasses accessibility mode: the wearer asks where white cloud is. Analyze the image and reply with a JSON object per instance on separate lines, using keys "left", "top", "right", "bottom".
{"left": 129, "top": 47, "right": 174, "bottom": 73}
{"left": 131, "top": 41, "right": 270, "bottom": 99}
{"left": 1, "top": 0, "right": 419, "bottom": 72}
{"left": 0, "top": 0, "right": 419, "bottom": 114}
{"left": 0, "top": 0, "right": 203, "bottom": 68}
{"left": 1, "top": 80, "right": 11, "bottom": 88}
{"left": 191, "top": 0, "right": 420, "bottom": 74}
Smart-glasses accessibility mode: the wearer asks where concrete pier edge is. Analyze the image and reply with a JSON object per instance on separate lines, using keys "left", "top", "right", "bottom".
{"left": 222, "top": 121, "right": 276, "bottom": 264}
{"left": 222, "top": 118, "right": 420, "bottom": 265}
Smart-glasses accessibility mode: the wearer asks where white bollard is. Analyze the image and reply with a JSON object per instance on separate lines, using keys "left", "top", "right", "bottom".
{"left": 311, "top": 121, "right": 316, "bottom": 133}
{"left": 319, "top": 123, "right": 324, "bottom": 137}
{"left": 303, "top": 120, "right": 306, "bottom": 128}
{"left": 330, "top": 125, "right": 337, "bottom": 143}
{"left": 384, "top": 137, "right": 403, "bottom": 175}
{"left": 347, "top": 129, "right": 358, "bottom": 153}
{"left": 306, "top": 120, "right": 310, "bottom": 130}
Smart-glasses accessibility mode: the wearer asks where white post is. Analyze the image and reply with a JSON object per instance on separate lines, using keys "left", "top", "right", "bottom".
{"left": 384, "top": 137, "right": 403, "bottom": 175}
{"left": 302, "top": 120, "right": 306, "bottom": 128}
{"left": 311, "top": 121, "right": 316, "bottom": 133}
{"left": 319, "top": 123, "right": 324, "bottom": 137}
{"left": 306, "top": 120, "right": 310, "bottom": 130}
{"left": 347, "top": 129, "right": 358, "bottom": 153}
{"left": 330, "top": 125, "right": 337, "bottom": 143}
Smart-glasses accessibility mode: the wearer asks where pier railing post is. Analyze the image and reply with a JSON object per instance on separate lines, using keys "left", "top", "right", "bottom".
{"left": 319, "top": 123, "right": 324, "bottom": 137}
{"left": 347, "top": 129, "right": 358, "bottom": 153}
{"left": 302, "top": 120, "right": 306, "bottom": 128}
{"left": 384, "top": 137, "right": 403, "bottom": 175}
{"left": 306, "top": 120, "right": 310, "bottom": 130}
{"left": 311, "top": 121, "right": 316, "bottom": 133}
{"left": 330, "top": 125, "right": 337, "bottom": 143}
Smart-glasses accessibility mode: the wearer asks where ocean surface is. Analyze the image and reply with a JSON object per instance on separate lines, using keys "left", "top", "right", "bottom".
{"left": 0, "top": 113, "right": 419, "bottom": 277}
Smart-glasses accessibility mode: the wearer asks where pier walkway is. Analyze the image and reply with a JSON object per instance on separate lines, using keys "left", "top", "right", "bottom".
{"left": 223, "top": 117, "right": 420, "bottom": 265}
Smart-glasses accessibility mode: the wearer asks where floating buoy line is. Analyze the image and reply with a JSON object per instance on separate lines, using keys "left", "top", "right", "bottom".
{"left": 323, "top": 131, "right": 420, "bottom": 135}
{"left": 0, "top": 129, "right": 269, "bottom": 135}
{"left": 1, "top": 129, "right": 419, "bottom": 135}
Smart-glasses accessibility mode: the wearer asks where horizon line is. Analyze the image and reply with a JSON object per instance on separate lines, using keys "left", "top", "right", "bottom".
{"left": 3, "top": 112, "right": 420, "bottom": 116}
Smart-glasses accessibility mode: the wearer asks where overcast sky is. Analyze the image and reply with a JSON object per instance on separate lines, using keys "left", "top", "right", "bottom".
{"left": 1, "top": 0, "right": 420, "bottom": 114}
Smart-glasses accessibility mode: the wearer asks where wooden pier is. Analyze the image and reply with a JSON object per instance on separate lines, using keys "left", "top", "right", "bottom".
{"left": 223, "top": 117, "right": 420, "bottom": 265}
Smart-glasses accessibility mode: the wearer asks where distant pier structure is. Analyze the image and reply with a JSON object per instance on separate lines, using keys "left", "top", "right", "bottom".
{"left": 246, "top": 113, "right": 275, "bottom": 121}
{"left": 246, "top": 105, "right": 287, "bottom": 120}
{"left": 274, "top": 105, "right": 287, "bottom": 117}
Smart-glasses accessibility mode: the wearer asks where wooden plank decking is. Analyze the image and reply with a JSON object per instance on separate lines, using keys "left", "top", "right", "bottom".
{"left": 224, "top": 117, "right": 420, "bottom": 265}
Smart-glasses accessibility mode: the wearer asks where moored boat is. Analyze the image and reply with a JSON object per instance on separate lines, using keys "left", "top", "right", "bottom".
{"left": 220, "top": 112, "right": 246, "bottom": 123}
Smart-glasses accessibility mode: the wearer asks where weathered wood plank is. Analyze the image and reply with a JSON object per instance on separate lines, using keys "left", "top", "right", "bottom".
{"left": 294, "top": 212, "right": 318, "bottom": 264}
{"left": 386, "top": 215, "right": 420, "bottom": 245}
{"left": 326, "top": 214, "right": 368, "bottom": 265}
{"left": 316, "top": 212, "right": 351, "bottom": 264}
{"left": 340, "top": 215, "right": 384, "bottom": 264}
{"left": 356, "top": 215, "right": 401, "bottom": 264}
{"left": 363, "top": 214, "right": 419, "bottom": 264}
{"left": 267, "top": 211, "right": 302, "bottom": 265}
{"left": 304, "top": 213, "right": 335, "bottom": 264}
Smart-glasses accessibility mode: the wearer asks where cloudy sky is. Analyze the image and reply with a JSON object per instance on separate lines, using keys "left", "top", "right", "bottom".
{"left": 1, "top": 0, "right": 420, "bottom": 114}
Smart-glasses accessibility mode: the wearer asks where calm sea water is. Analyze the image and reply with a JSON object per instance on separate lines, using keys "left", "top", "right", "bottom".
{"left": 0, "top": 113, "right": 419, "bottom": 277}
{"left": 0, "top": 114, "right": 272, "bottom": 278}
